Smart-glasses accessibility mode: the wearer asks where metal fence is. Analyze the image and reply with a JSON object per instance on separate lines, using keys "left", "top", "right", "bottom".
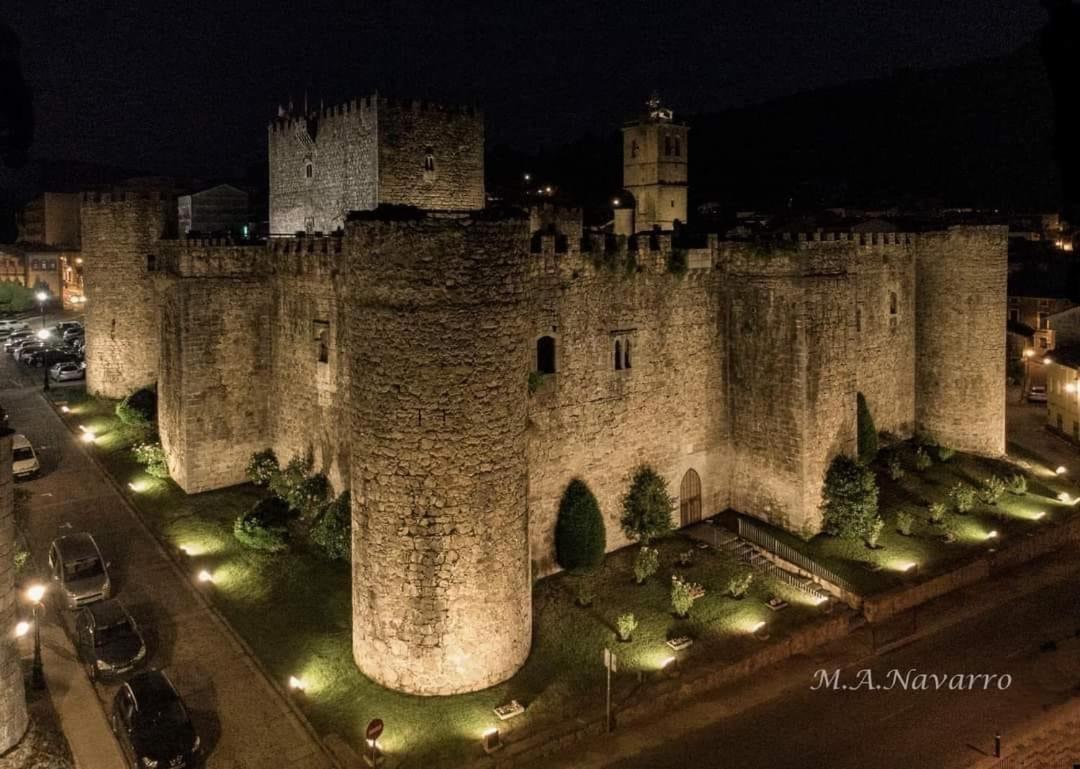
{"left": 737, "top": 517, "right": 856, "bottom": 594}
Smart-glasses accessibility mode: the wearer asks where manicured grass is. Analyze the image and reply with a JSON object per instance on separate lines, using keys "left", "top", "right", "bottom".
{"left": 750, "top": 442, "right": 1080, "bottom": 594}
{"left": 49, "top": 389, "right": 826, "bottom": 767}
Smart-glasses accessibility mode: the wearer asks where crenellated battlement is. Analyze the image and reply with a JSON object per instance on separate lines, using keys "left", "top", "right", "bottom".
{"left": 155, "top": 240, "right": 267, "bottom": 278}
{"left": 268, "top": 93, "right": 481, "bottom": 133}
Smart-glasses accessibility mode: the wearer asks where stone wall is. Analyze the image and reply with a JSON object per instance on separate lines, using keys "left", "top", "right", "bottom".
{"left": 346, "top": 218, "right": 532, "bottom": 695}
{"left": 377, "top": 99, "right": 484, "bottom": 211}
{"left": 0, "top": 433, "right": 28, "bottom": 753}
{"left": 82, "top": 195, "right": 168, "bottom": 399}
{"left": 525, "top": 235, "right": 727, "bottom": 576}
{"left": 915, "top": 226, "right": 1008, "bottom": 454}
{"left": 157, "top": 276, "right": 272, "bottom": 493}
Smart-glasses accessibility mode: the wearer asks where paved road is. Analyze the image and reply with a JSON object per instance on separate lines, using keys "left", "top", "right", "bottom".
{"left": 2, "top": 321, "right": 331, "bottom": 769}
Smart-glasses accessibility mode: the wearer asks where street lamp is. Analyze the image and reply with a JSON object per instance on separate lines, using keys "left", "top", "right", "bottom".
{"left": 36, "top": 328, "right": 51, "bottom": 392}
{"left": 26, "top": 583, "right": 46, "bottom": 689}
{"left": 35, "top": 290, "right": 48, "bottom": 331}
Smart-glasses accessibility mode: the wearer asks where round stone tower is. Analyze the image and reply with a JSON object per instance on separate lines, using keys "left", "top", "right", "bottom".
{"left": 915, "top": 226, "right": 1008, "bottom": 455}
{"left": 346, "top": 215, "right": 532, "bottom": 695}
{"left": 0, "top": 432, "right": 28, "bottom": 752}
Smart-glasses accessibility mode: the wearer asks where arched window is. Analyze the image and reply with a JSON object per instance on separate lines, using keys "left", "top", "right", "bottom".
{"left": 614, "top": 339, "right": 623, "bottom": 370}
{"left": 317, "top": 328, "right": 329, "bottom": 364}
{"left": 424, "top": 147, "right": 435, "bottom": 172}
{"left": 536, "top": 335, "right": 556, "bottom": 374}
{"left": 889, "top": 291, "right": 898, "bottom": 316}
{"left": 624, "top": 338, "right": 632, "bottom": 369}
{"left": 679, "top": 468, "right": 702, "bottom": 527}
{"left": 305, "top": 162, "right": 313, "bottom": 179}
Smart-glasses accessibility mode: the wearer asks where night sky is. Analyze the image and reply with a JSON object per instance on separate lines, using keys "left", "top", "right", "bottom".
{"left": 4, "top": 0, "right": 1048, "bottom": 179}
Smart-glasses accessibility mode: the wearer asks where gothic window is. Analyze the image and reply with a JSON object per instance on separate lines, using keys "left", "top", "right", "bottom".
{"left": 614, "top": 339, "right": 623, "bottom": 370}
{"left": 536, "top": 335, "right": 556, "bottom": 374}
{"left": 613, "top": 334, "right": 632, "bottom": 370}
{"left": 424, "top": 147, "right": 435, "bottom": 172}
{"left": 624, "top": 338, "right": 632, "bottom": 369}
{"left": 889, "top": 291, "right": 898, "bottom": 316}
{"left": 314, "top": 320, "right": 330, "bottom": 364}
{"left": 305, "top": 162, "right": 313, "bottom": 179}
{"left": 631, "top": 140, "right": 639, "bottom": 159}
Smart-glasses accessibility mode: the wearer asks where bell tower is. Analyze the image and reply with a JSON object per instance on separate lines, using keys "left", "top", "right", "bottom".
{"left": 619, "top": 93, "right": 688, "bottom": 234}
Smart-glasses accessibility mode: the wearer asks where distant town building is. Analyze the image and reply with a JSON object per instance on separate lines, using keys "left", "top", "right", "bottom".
{"left": 177, "top": 183, "right": 250, "bottom": 237}
{"left": 616, "top": 94, "right": 688, "bottom": 236}
{"left": 1045, "top": 347, "right": 1080, "bottom": 442}
{"left": 15, "top": 191, "right": 81, "bottom": 247}
{"left": 0, "top": 244, "right": 71, "bottom": 296}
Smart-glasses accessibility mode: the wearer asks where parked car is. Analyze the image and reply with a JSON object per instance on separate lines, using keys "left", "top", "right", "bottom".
{"left": 0, "top": 319, "right": 30, "bottom": 336}
{"left": 53, "top": 320, "right": 82, "bottom": 334}
{"left": 50, "top": 362, "right": 86, "bottom": 381}
{"left": 4, "top": 331, "right": 33, "bottom": 352}
{"left": 1028, "top": 385, "right": 1047, "bottom": 403}
{"left": 75, "top": 599, "right": 146, "bottom": 681}
{"left": 11, "top": 434, "right": 40, "bottom": 479}
{"left": 111, "top": 671, "right": 201, "bottom": 769}
{"left": 26, "top": 348, "right": 78, "bottom": 368}
{"left": 47, "top": 533, "right": 112, "bottom": 609}
{"left": 63, "top": 327, "right": 85, "bottom": 342}
{"left": 14, "top": 341, "right": 47, "bottom": 362}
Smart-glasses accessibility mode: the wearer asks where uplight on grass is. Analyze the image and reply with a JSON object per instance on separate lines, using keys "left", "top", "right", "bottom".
{"left": 14, "top": 621, "right": 29, "bottom": 638}
{"left": 985, "top": 530, "right": 999, "bottom": 540}
{"left": 894, "top": 561, "right": 917, "bottom": 573}
{"left": 749, "top": 621, "right": 767, "bottom": 634}
{"left": 80, "top": 430, "right": 96, "bottom": 444}
{"left": 1058, "top": 492, "right": 1072, "bottom": 504}
{"left": 1033, "top": 511, "right": 1047, "bottom": 520}
{"left": 288, "top": 675, "right": 306, "bottom": 692}
{"left": 811, "top": 595, "right": 829, "bottom": 606}
{"left": 60, "top": 405, "right": 70, "bottom": 413}
{"left": 1056, "top": 466, "right": 1068, "bottom": 476}
{"left": 197, "top": 570, "right": 213, "bottom": 583}
{"left": 660, "top": 656, "right": 675, "bottom": 669}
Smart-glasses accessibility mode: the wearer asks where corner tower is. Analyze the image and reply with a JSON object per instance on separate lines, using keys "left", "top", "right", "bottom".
{"left": 619, "top": 94, "right": 688, "bottom": 234}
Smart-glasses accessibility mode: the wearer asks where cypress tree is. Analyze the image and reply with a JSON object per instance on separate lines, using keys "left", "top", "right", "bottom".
{"left": 555, "top": 479, "right": 606, "bottom": 572}
{"left": 856, "top": 392, "right": 878, "bottom": 464}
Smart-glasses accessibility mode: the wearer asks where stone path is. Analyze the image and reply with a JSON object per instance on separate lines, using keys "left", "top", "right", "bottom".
{"left": 2, "top": 363, "right": 333, "bottom": 768}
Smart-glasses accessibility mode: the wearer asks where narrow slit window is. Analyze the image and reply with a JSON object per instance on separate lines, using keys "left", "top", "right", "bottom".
{"left": 614, "top": 339, "right": 623, "bottom": 370}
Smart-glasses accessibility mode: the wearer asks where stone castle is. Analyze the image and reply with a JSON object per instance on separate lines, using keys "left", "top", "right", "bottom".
{"left": 80, "top": 95, "right": 1006, "bottom": 696}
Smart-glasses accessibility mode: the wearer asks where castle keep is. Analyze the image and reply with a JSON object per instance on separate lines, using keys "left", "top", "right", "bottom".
{"left": 81, "top": 96, "right": 1007, "bottom": 696}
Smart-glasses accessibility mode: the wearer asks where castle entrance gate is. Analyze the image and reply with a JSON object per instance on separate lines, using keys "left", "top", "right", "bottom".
{"left": 679, "top": 468, "right": 702, "bottom": 527}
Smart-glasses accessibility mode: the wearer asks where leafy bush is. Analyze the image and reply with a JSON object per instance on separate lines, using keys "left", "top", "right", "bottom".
{"left": 671, "top": 575, "right": 703, "bottom": 618}
{"left": 886, "top": 452, "right": 905, "bottom": 482}
{"left": 633, "top": 546, "right": 659, "bottom": 585}
{"left": 246, "top": 449, "right": 279, "bottom": 486}
{"left": 116, "top": 387, "right": 157, "bottom": 431}
{"left": 726, "top": 571, "right": 754, "bottom": 599}
{"left": 620, "top": 466, "right": 674, "bottom": 545}
{"left": 132, "top": 441, "right": 169, "bottom": 479}
{"left": 928, "top": 502, "right": 948, "bottom": 525}
{"left": 0, "top": 281, "right": 35, "bottom": 313}
{"left": 865, "top": 517, "right": 885, "bottom": 547}
{"left": 233, "top": 497, "right": 291, "bottom": 553}
{"left": 310, "top": 491, "right": 351, "bottom": 561}
{"left": 14, "top": 548, "right": 30, "bottom": 576}
{"left": 822, "top": 456, "right": 879, "bottom": 541}
{"left": 948, "top": 482, "right": 976, "bottom": 514}
{"left": 676, "top": 549, "right": 694, "bottom": 567}
{"left": 856, "top": 393, "right": 878, "bottom": 464}
{"left": 289, "top": 473, "right": 330, "bottom": 520}
{"left": 936, "top": 446, "right": 955, "bottom": 462}
{"left": 269, "top": 455, "right": 312, "bottom": 505}
{"left": 555, "top": 479, "right": 606, "bottom": 572}
{"left": 940, "top": 513, "right": 960, "bottom": 543}
{"left": 978, "top": 475, "right": 1007, "bottom": 506}
{"left": 527, "top": 371, "right": 545, "bottom": 395}
{"left": 1006, "top": 473, "right": 1028, "bottom": 496}
{"left": 914, "top": 447, "right": 932, "bottom": 471}
{"left": 896, "top": 511, "right": 915, "bottom": 536}
{"left": 616, "top": 613, "right": 638, "bottom": 641}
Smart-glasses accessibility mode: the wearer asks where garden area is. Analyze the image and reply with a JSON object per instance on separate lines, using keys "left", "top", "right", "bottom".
{"left": 47, "top": 388, "right": 831, "bottom": 767}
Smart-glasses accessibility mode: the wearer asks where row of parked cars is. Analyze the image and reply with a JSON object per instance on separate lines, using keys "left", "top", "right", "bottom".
{"left": 0, "top": 317, "right": 86, "bottom": 381}
{"left": 46, "top": 533, "right": 202, "bottom": 768}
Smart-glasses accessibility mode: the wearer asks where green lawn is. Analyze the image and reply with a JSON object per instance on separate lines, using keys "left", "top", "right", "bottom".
{"left": 50, "top": 390, "right": 825, "bottom": 767}
{"left": 747, "top": 443, "right": 1079, "bottom": 594}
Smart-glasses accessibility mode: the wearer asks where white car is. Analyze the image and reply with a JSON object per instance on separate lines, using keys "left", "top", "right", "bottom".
{"left": 0, "top": 319, "right": 30, "bottom": 336}
{"left": 12, "top": 434, "right": 40, "bottom": 479}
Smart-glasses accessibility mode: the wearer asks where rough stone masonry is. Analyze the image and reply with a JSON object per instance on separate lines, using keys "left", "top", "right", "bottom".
{"left": 78, "top": 97, "right": 1007, "bottom": 696}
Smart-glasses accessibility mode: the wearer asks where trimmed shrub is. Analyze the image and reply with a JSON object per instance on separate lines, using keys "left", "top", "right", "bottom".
{"left": 233, "top": 497, "right": 291, "bottom": 553}
{"left": 886, "top": 453, "right": 905, "bottom": 481}
{"left": 856, "top": 393, "right": 878, "bottom": 464}
{"left": 937, "top": 446, "right": 955, "bottom": 462}
{"left": 865, "top": 517, "right": 885, "bottom": 548}
{"left": 726, "top": 571, "right": 753, "bottom": 599}
{"left": 633, "top": 546, "right": 659, "bottom": 585}
{"left": 246, "top": 449, "right": 279, "bottom": 486}
{"left": 941, "top": 513, "right": 960, "bottom": 543}
{"left": 14, "top": 548, "right": 29, "bottom": 576}
{"left": 928, "top": 502, "right": 948, "bottom": 525}
{"left": 269, "top": 455, "right": 312, "bottom": 504}
{"left": 555, "top": 479, "right": 606, "bottom": 572}
{"left": 822, "top": 456, "right": 879, "bottom": 541}
{"left": 620, "top": 466, "right": 674, "bottom": 545}
{"left": 896, "top": 511, "right": 915, "bottom": 536}
{"left": 979, "top": 475, "right": 1007, "bottom": 506}
{"left": 116, "top": 387, "right": 157, "bottom": 431}
{"left": 671, "top": 575, "right": 703, "bottom": 618}
{"left": 132, "top": 441, "right": 169, "bottom": 479}
{"left": 948, "top": 482, "right": 976, "bottom": 514}
{"left": 310, "top": 491, "right": 351, "bottom": 561}
{"left": 1006, "top": 473, "right": 1028, "bottom": 496}
{"left": 914, "top": 447, "right": 932, "bottom": 472}
{"left": 616, "top": 613, "right": 638, "bottom": 642}
{"left": 288, "top": 473, "right": 330, "bottom": 520}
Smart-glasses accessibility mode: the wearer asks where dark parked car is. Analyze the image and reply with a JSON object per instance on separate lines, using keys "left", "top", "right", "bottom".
{"left": 75, "top": 599, "right": 146, "bottom": 681}
{"left": 111, "top": 671, "right": 201, "bottom": 769}
{"left": 13, "top": 341, "right": 45, "bottom": 362}
{"left": 25, "top": 348, "right": 77, "bottom": 368}
{"left": 53, "top": 320, "right": 82, "bottom": 335}
{"left": 5, "top": 332, "right": 34, "bottom": 353}
{"left": 63, "top": 327, "right": 84, "bottom": 342}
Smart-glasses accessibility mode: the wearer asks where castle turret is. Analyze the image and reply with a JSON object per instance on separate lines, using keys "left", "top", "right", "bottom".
{"left": 619, "top": 94, "right": 688, "bottom": 234}
{"left": 346, "top": 215, "right": 532, "bottom": 695}
{"left": 82, "top": 192, "right": 172, "bottom": 399}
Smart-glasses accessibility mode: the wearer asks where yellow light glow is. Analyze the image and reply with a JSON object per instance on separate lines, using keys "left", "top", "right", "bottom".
{"left": 1058, "top": 492, "right": 1072, "bottom": 504}
{"left": 483, "top": 727, "right": 499, "bottom": 738}
{"left": 1033, "top": 511, "right": 1047, "bottom": 520}
{"left": 1067, "top": 383, "right": 1078, "bottom": 394}
{"left": 1056, "top": 466, "right": 1068, "bottom": 475}
{"left": 60, "top": 405, "right": 70, "bottom": 413}
{"left": 80, "top": 431, "right": 96, "bottom": 444}
{"left": 896, "top": 561, "right": 917, "bottom": 572}
{"left": 14, "top": 621, "right": 30, "bottom": 638}
{"left": 1023, "top": 348, "right": 1035, "bottom": 358}
{"left": 660, "top": 656, "right": 675, "bottom": 669}
{"left": 128, "top": 481, "right": 143, "bottom": 492}
{"left": 986, "top": 530, "right": 998, "bottom": 540}
{"left": 1044, "top": 357, "right": 1053, "bottom": 365}
{"left": 197, "top": 570, "right": 213, "bottom": 583}
{"left": 25, "top": 584, "right": 46, "bottom": 603}
{"left": 812, "top": 595, "right": 829, "bottom": 606}
{"left": 288, "top": 675, "right": 306, "bottom": 691}
{"left": 750, "top": 621, "right": 767, "bottom": 633}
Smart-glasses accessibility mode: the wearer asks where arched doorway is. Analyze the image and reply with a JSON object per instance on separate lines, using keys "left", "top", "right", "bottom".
{"left": 679, "top": 468, "right": 702, "bottom": 527}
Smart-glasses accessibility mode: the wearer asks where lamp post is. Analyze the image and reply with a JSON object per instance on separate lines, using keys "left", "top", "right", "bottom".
{"left": 26, "top": 583, "right": 46, "bottom": 690}
{"left": 36, "top": 328, "right": 50, "bottom": 392}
